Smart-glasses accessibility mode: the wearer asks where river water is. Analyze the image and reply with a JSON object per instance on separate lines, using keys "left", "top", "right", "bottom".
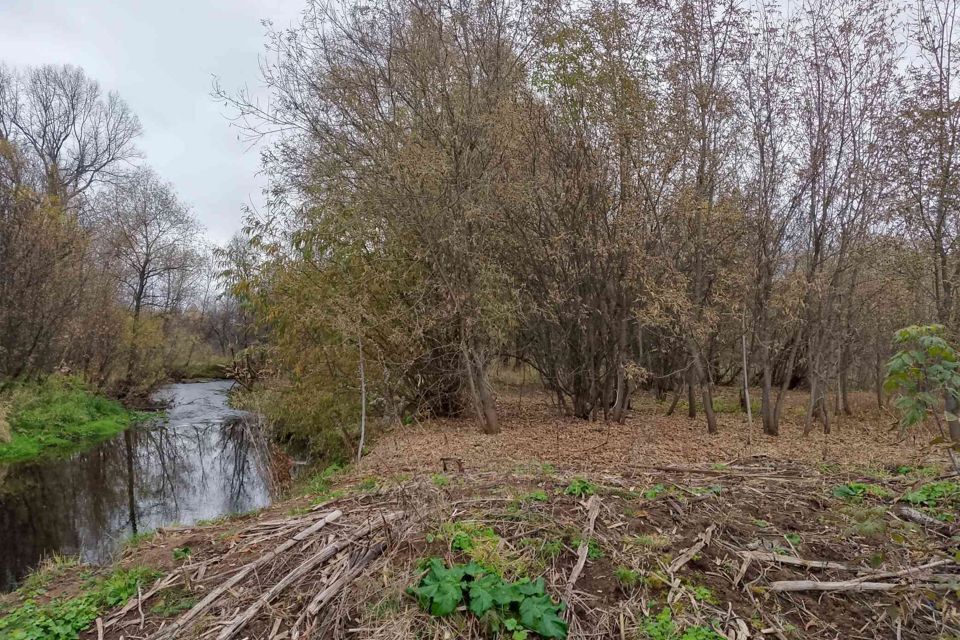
{"left": 0, "top": 380, "right": 275, "bottom": 591}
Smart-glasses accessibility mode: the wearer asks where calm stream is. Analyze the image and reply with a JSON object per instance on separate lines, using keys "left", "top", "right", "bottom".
{"left": 0, "top": 380, "right": 275, "bottom": 591}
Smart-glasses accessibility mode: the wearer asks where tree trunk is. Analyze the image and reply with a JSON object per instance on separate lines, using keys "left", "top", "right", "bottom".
{"left": 685, "top": 337, "right": 717, "bottom": 434}
{"left": 666, "top": 382, "right": 681, "bottom": 416}
{"left": 462, "top": 344, "right": 499, "bottom": 435}
{"left": 839, "top": 343, "right": 852, "bottom": 415}
{"left": 945, "top": 392, "right": 960, "bottom": 443}
{"left": 356, "top": 337, "right": 366, "bottom": 463}
{"left": 874, "top": 350, "right": 884, "bottom": 411}
{"left": 612, "top": 316, "right": 629, "bottom": 424}
{"left": 686, "top": 366, "right": 697, "bottom": 419}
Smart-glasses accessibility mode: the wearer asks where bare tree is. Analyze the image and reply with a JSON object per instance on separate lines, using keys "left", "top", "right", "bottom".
{"left": 97, "top": 168, "right": 202, "bottom": 389}
{"left": 0, "top": 64, "right": 141, "bottom": 204}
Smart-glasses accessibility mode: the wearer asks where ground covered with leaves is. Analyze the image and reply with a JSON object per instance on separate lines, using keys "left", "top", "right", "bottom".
{"left": 358, "top": 389, "right": 942, "bottom": 476}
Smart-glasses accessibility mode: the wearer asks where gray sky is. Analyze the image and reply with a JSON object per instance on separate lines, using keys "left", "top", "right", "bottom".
{"left": 0, "top": 0, "right": 303, "bottom": 244}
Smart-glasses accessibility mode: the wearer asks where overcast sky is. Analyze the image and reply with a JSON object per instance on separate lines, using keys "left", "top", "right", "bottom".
{"left": 0, "top": 0, "right": 303, "bottom": 244}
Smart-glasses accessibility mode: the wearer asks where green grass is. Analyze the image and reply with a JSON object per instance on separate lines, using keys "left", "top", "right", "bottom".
{"left": 615, "top": 566, "right": 640, "bottom": 587}
{"left": 149, "top": 586, "right": 197, "bottom": 617}
{"left": 0, "top": 376, "right": 140, "bottom": 464}
{"left": 627, "top": 533, "right": 671, "bottom": 550}
{"left": 0, "top": 566, "right": 159, "bottom": 640}
{"left": 640, "top": 607, "right": 723, "bottom": 640}
{"left": 170, "top": 358, "right": 230, "bottom": 380}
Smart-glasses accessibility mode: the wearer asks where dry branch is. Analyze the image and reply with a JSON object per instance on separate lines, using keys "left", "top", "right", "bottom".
{"left": 767, "top": 580, "right": 950, "bottom": 593}
{"left": 669, "top": 525, "right": 715, "bottom": 575}
{"left": 306, "top": 542, "right": 387, "bottom": 616}
{"left": 148, "top": 509, "right": 343, "bottom": 640}
{"left": 564, "top": 495, "right": 600, "bottom": 603}
{"left": 216, "top": 511, "right": 403, "bottom": 640}
{"left": 737, "top": 551, "right": 852, "bottom": 572}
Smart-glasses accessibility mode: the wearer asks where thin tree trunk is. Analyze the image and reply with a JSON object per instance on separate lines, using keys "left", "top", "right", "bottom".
{"left": 839, "top": 343, "right": 852, "bottom": 415}
{"left": 356, "top": 337, "right": 366, "bottom": 463}
{"left": 874, "top": 349, "right": 884, "bottom": 411}
{"left": 741, "top": 317, "right": 753, "bottom": 430}
{"left": 612, "top": 315, "right": 629, "bottom": 424}
{"left": 761, "top": 359, "right": 776, "bottom": 435}
{"left": 462, "top": 344, "right": 499, "bottom": 435}
{"left": 685, "top": 337, "right": 717, "bottom": 434}
{"left": 945, "top": 392, "right": 960, "bottom": 443}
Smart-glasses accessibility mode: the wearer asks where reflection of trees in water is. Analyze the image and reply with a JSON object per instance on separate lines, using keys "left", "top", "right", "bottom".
{"left": 130, "top": 411, "right": 273, "bottom": 530}
{"left": 0, "top": 441, "right": 129, "bottom": 589}
{"left": 222, "top": 415, "right": 273, "bottom": 508}
{"left": 0, "top": 385, "right": 275, "bottom": 591}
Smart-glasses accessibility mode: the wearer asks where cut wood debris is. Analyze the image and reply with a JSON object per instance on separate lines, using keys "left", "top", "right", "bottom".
{"left": 40, "top": 457, "right": 956, "bottom": 640}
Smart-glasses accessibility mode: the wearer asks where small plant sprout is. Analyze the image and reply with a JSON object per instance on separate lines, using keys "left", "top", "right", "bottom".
{"left": 564, "top": 478, "right": 597, "bottom": 498}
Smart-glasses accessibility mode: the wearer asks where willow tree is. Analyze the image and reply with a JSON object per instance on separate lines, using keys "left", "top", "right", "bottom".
{"left": 218, "top": 0, "right": 534, "bottom": 434}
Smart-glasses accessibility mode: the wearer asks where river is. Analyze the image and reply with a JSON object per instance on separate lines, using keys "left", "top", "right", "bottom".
{"left": 0, "top": 380, "right": 275, "bottom": 591}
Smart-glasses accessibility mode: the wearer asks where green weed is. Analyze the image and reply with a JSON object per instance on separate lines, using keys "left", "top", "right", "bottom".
{"left": 639, "top": 607, "right": 723, "bottom": 640}
{"left": 615, "top": 566, "right": 640, "bottom": 588}
{"left": 0, "top": 567, "right": 159, "bottom": 640}
{"left": 150, "top": 587, "right": 197, "bottom": 617}
{"left": 903, "top": 481, "right": 960, "bottom": 509}
{"left": 644, "top": 484, "right": 669, "bottom": 500}
{"left": 520, "top": 489, "right": 549, "bottom": 502}
{"left": 409, "top": 559, "right": 567, "bottom": 639}
{"left": 570, "top": 535, "right": 604, "bottom": 559}
{"left": 627, "top": 533, "right": 671, "bottom": 550}
{"left": 832, "top": 482, "right": 893, "bottom": 501}
{"left": 564, "top": 478, "right": 597, "bottom": 498}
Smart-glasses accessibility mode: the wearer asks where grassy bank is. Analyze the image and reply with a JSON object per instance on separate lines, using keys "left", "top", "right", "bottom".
{"left": 0, "top": 556, "right": 158, "bottom": 640}
{"left": 0, "top": 377, "right": 140, "bottom": 464}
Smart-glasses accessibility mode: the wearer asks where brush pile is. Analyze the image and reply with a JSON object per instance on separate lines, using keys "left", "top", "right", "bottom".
{"left": 89, "top": 458, "right": 958, "bottom": 640}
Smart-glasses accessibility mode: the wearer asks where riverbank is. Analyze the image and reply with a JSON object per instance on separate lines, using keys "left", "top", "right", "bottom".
{"left": 2, "top": 387, "right": 957, "bottom": 638}
{"left": 1, "top": 458, "right": 955, "bottom": 640}
{"left": 0, "top": 379, "right": 274, "bottom": 592}
{"left": 0, "top": 377, "right": 141, "bottom": 464}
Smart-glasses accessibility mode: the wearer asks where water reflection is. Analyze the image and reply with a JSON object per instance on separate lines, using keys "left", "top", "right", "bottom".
{"left": 0, "top": 380, "right": 273, "bottom": 591}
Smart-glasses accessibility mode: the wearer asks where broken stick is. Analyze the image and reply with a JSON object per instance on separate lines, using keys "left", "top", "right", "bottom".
{"left": 148, "top": 509, "right": 343, "bottom": 640}
{"left": 564, "top": 495, "right": 601, "bottom": 602}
